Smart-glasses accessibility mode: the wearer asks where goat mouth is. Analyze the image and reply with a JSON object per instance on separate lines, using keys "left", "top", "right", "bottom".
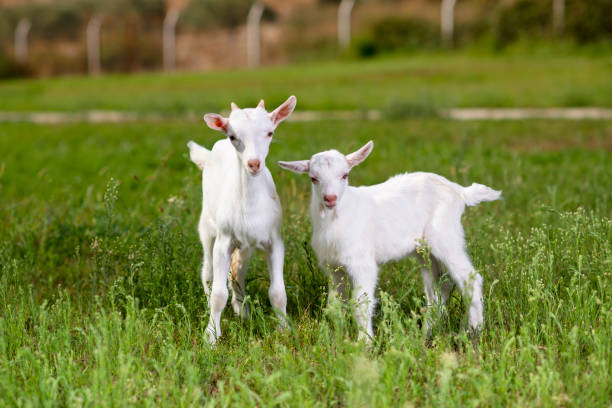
{"left": 324, "top": 201, "right": 337, "bottom": 208}
{"left": 247, "top": 169, "right": 261, "bottom": 176}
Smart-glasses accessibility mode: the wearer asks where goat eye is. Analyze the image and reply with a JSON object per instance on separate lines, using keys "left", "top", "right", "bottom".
{"left": 229, "top": 135, "right": 236, "bottom": 141}
{"left": 310, "top": 177, "right": 318, "bottom": 184}
{"left": 342, "top": 174, "right": 348, "bottom": 180}
{"left": 267, "top": 131, "right": 273, "bottom": 137}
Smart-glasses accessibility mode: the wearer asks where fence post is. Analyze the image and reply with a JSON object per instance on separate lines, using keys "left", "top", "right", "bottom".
{"left": 163, "top": 9, "right": 180, "bottom": 71}
{"left": 337, "top": 0, "right": 355, "bottom": 48}
{"left": 247, "top": 1, "right": 264, "bottom": 67}
{"left": 15, "top": 18, "right": 31, "bottom": 64}
{"left": 552, "top": 0, "right": 565, "bottom": 33}
{"left": 87, "top": 15, "right": 103, "bottom": 75}
{"left": 440, "top": 0, "right": 457, "bottom": 45}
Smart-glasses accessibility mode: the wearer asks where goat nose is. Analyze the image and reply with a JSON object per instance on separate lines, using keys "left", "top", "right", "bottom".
{"left": 324, "top": 194, "right": 337, "bottom": 203}
{"left": 247, "top": 159, "right": 261, "bottom": 172}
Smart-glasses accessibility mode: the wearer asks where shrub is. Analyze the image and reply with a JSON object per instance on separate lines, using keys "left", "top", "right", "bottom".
{"left": 0, "top": 0, "right": 165, "bottom": 75}
{"left": 5, "top": 0, "right": 165, "bottom": 41}
{"left": 352, "top": 36, "right": 378, "bottom": 58}
{"left": 0, "top": 49, "right": 29, "bottom": 78}
{"left": 12, "top": 2, "right": 91, "bottom": 41}
{"left": 454, "top": 17, "right": 492, "bottom": 48}
{"left": 494, "top": 0, "right": 551, "bottom": 48}
{"left": 353, "top": 17, "right": 439, "bottom": 57}
{"left": 121, "top": 0, "right": 166, "bottom": 18}
{"left": 494, "top": 0, "right": 612, "bottom": 47}
{"left": 0, "top": 7, "right": 16, "bottom": 47}
{"left": 565, "top": 0, "right": 612, "bottom": 43}
{"left": 372, "top": 17, "right": 439, "bottom": 51}
{"left": 181, "top": 0, "right": 253, "bottom": 30}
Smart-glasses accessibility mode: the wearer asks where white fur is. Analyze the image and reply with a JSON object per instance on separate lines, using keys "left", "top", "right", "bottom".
{"left": 279, "top": 141, "right": 501, "bottom": 342}
{"left": 188, "top": 96, "right": 296, "bottom": 344}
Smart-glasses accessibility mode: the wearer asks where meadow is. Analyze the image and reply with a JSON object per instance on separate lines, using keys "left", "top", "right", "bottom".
{"left": 0, "top": 54, "right": 611, "bottom": 406}
{"left": 0, "top": 53, "right": 612, "bottom": 113}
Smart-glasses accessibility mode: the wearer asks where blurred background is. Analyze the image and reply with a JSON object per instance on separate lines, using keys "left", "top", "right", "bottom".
{"left": 0, "top": 0, "right": 611, "bottom": 78}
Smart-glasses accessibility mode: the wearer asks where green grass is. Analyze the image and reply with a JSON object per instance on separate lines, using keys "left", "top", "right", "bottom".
{"left": 0, "top": 118, "right": 610, "bottom": 406}
{"left": 1, "top": 53, "right": 612, "bottom": 112}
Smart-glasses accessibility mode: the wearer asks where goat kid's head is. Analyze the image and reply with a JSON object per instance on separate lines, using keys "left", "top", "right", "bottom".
{"left": 204, "top": 95, "right": 297, "bottom": 176}
{"left": 278, "top": 141, "right": 373, "bottom": 209}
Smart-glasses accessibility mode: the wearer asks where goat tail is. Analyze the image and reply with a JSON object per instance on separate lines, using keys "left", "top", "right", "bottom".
{"left": 462, "top": 183, "right": 502, "bottom": 207}
{"left": 187, "top": 141, "right": 210, "bottom": 170}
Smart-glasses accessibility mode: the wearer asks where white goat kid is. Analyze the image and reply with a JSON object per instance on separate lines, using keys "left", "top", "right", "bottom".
{"left": 188, "top": 96, "right": 296, "bottom": 344}
{"left": 279, "top": 141, "right": 501, "bottom": 342}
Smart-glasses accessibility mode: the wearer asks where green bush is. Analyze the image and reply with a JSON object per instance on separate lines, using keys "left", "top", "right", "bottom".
{"left": 494, "top": 0, "right": 551, "bottom": 48}
{"left": 353, "top": 17, "right": 439, "bottom": 57}
{"left": 352, "top": 36, "right": 378, "bottom": 58}
{"left": 181, "top": 0, "right": 253, "bottom": 30}
{"left": 565, "top": 0, "right": 612, "bottom": 43}
{"left": 0, "top": 49, "right": 29, "bottom": 79}
{"left": 181, "top": 0, "right": 277, "bottom": 31}
{"left": 0, "top": 8, "right": 16, "bottom": 47}
{"left": 373, "top": 17, "right": 440, "bottom": 51}
{"left": 13, "top": 2, "right": 92, "bottom": 41}
{"left": 0, "top": 0, "right": 165, "bottom": 75}
{"left": 495, "top": 0, "right": 612, "bottom": 47}
{"left": 454, "top": 18, "right": 492, "bottom": 48}
{"left": 5, "top": 0, "right": 165, "bottom": 41}
{"left": 121, "top": 0, "right": 166, "bottom": 18}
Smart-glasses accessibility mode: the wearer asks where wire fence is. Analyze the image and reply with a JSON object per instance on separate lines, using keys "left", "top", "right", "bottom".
{"left": 1, "top": 0, "right": 608, "bottom": 77}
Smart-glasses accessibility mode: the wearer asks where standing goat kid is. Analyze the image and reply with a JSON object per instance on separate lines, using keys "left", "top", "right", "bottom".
{"left": 188, "top": 96, "right": 296, "bottom": 344}
{"left": 279, "top": 141, "right": 501, "bottom": 342}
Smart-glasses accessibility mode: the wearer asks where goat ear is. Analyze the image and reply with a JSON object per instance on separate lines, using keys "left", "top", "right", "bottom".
{"left": 345, "top": 140, "right": 374, "bottom": 168}
{"left": 278, "top": 160, "right": 310, "bottom": 174}
{"left": 203, "top": 113, "right": 229, "bottom": 132}
{"left": 257, "top": 99, "right": 265, "bottom": 109}
{"left": 270, "top": 95, "right": 297, "bottom": 126}
{"left": 187, "top": 141, "right": 209, "bottom": 170}
{"left": 230, "top": 102, "right": 239, "bottom": 112}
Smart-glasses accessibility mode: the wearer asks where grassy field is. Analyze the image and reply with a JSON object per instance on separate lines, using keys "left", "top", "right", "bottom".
{"left": 0, "top": 111, "right": 610, "bottom": 405}
{"left": 1, "top": 53, "right": 612, "bottom": 113}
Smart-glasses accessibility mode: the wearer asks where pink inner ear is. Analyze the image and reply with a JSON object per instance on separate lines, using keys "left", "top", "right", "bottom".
{"left": 347, "top": 143, "right": 372, "bottom": 166}
{"left": 278, "top": 105, "right": 291, "bottom": 118}
{"left": 215, "top": 117, "right": 227, "bottom": 131}
{"left": 348, "top": 152, "right": 364, "bottom": 166}
{"left": 272, "top": 100, "right": 295, "bottom": 124}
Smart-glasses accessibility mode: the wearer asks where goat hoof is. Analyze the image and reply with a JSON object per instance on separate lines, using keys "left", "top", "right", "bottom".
{"left": 276, "top": 317, "right": 289, "bottom": 332}
{"left": 231, "top": 299, "right": 251, "bottom": 319}
{"left": 205, "top": 327, "right": 218, "bottom": 346}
